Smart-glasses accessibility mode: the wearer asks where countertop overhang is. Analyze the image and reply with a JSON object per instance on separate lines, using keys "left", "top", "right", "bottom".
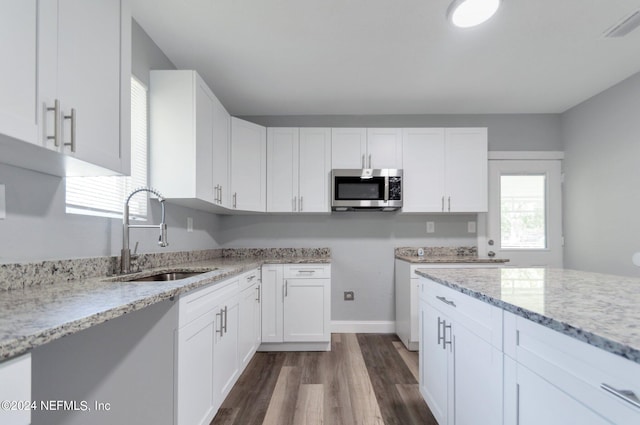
{"left": 415, "top": 267, "right": 640, "bottom": 364}
{"left": 396, "top": 254, "right": 509, "bottom": 264}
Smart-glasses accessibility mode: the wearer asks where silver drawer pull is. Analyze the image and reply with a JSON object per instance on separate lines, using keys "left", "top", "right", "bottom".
{"left": 297, "top": 270, "right": 315, "bottom": 274}
{"left": 436, "top": 295, "right": 456, "bottom": 307}
{"left": 63, "top": 108, "right": 76, "bottom": 152}
{"left": 46, "top": 99, "right": 61, "bottom": 147}
{"left": 247, "top": 275, "right": 255, "bottom": 281}
{"left": 601, "top": 383, "right": 640, "bottom": 409}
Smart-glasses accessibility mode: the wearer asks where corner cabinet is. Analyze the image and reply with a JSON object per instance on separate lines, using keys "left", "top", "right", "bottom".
{"left": 402, "top": 128, "right": 488, "bottom": 213}
{"left": 260, "top": 264, "right": 331, "bottom": 351}
{"left": 267, "top": 127, "right": 331, "bottom": 213}
{"left": 418, "top": 276, "right": 503, "bottom": 425}
{"left": 230, "top": 118, "right": 267, "bottom": 212}
{"left": 0, "top": 0, "right": 131, "bottom": 177}
{"left": 331, "top": 127, "right": 402, "bottom": 169}
{"left": 150, "top": 70, "right": 231, "bottom": 212}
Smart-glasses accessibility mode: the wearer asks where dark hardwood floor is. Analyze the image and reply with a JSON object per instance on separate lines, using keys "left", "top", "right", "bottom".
{"left": 211, "top": 333, "right": 437, "bottom": 425}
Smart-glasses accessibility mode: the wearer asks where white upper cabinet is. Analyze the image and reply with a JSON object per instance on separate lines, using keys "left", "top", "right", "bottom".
{"left": 331, "top": 128, "right": 402, "bottom": 169}
{"left": 402, "top": 128, "right": 446, "bottom": 212}
{"left": 230, "top": 117, "right": 267, "bottom": 212}
{"left": 212, "top": 95, "right": 231, "bottom": 208}
{"left": 402, "top": 127, "right": 487, "bottom": 213}
{"left": 0, "top": 0, "right": 131, "bottom": 176}
{"left": 267, "top": 127, "right": 331, "bottom": 213}
{"left": 444, "top": 128, "right": 488, "bottom": 212}
{"left": 151, "top": 70, "right": 229, "bottom": 211}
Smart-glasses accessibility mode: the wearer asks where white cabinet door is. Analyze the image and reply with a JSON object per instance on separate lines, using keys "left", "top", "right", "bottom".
{"left": 401, "top": 128, "right": 446, "bottom": 212}
{"left": 419, "top": 300, "right": 449, "bottom": 425}
{"left": 453, "top": 322, "right": 503, "bottom": 425}
{"left": 298, "top": 128, "right": 331, "bottom": 213}
{"left": 0, "top": 354, "right": 31, "bottom": 425}
{"left": 212, "top": 95, "right": 231, "bottom": 208}
{"left": 366, "top": 128, "right": 402, "bottom": 169}
{"left": 0, "top": 1, "right": 38, "bottom": 145}
{"left": 213, "top": 295, "right": 240, "bottom": 410}
{"left": 283, "top": 278, "right": 331, "bottom": 342}
{"left": 175, "top": 310, "right": 216, "bottom": 425}
{"left": 230, "top": 117, "right": 266, "bottom": 212}
{"left": 444, "top": 128, "right": 488, "bottom": 212}
{"left": 331, "top": 128, "right": 367, "bottom": 169}
{"left": 238, "top": 282, "right": 260, "bottom": 368}
{"left": 54, "top": 0, "right": 130, "bottom": 174}
{"left": 195, "top": 79, "right": 215, "bottom": 203}
{"left": 267, "top": 128, "right": 299, "bottom": 212}
{"left": 261, "top": 264, "right": 284, "bottom": 343}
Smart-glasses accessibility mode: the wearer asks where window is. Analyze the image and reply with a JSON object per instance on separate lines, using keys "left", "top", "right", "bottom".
{"left": 65, "top": 77, "right": 148, "bottom": 219}
{"left": 500, "top": 175, "right": 547, "bottom": 249}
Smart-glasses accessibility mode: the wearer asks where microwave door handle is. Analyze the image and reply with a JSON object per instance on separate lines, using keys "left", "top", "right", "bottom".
{"left": 384, "top": 177, "right": 389, "bottom": 202}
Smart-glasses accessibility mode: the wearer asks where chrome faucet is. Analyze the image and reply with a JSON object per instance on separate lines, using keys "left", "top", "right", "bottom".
{"left": 121, "top": 187, "right": 169, "bottom": 274}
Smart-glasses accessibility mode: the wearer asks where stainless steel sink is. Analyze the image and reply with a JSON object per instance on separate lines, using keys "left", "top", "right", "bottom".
{"left": 121, "top": 269, "right": 216, "bottom": 282}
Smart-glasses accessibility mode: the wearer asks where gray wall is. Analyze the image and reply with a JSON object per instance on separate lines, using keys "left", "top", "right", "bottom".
{"left": 0, "top": 21, "right": 222, "bottom": 262}
{"left": 241, "top": 114, "right": 563, "bottom": 151}
{"left": 562, "top": 71, "right": 640, "bottom": 277}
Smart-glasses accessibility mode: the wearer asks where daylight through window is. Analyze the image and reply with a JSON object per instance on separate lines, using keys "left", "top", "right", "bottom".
{"left": 500, "top": 175, "right": 546, "bottom": 249}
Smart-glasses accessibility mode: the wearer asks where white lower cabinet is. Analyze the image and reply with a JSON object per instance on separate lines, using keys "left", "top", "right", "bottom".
{"left": 503, "top": 311, "right": 640, "bottom": 425}
{"left": 238, "top": 269, "right": 262, "bottom": 369}
{"left": 212, "top": 293, "right": 240, "bottom": 406}
{"left": 260, "top": 264, "right": 331, "bottom": 351}
{"left": 0, "top": 353, "right": 31, "bottom": 425}
{"left": 418, "top": 277, "right": 503, "bottom": 425}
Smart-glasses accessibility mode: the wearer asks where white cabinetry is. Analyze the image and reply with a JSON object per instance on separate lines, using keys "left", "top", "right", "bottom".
{"left": 150, "top": 70, "right": 231, "bottom": 212}
{"left": 230, "top": 118, "right": 267, "bottom": 212}
{"left": 395, "top": 260, "right": 500, "bottom": 351}
{"left": 212, "top": 95, "right": 231, "bottom": 209}
{"left": 418, "top": 277, "right": 503, "bottom": 425}
{"left": 260, "top": 264, "right": 331, "bottom": 351}
{"left": 401, "top": 128, "right": 487, "bottom": 213}
{"left": 238, "top": 269, "right": 261, "bottom": 368}
{"left": 0, "top": 0, "right": 131, "bottom": 176}
{"left": 267, "top": 127, "right": 331, "bottom": 213}
{"left": 0, "top": 354, "right": 31, "bottom": 425}
{"left": 331, "top": 128, "right": 402, "bottom": 169}
{"left": 504, "top": 311, "right": 640, "bottom": 425}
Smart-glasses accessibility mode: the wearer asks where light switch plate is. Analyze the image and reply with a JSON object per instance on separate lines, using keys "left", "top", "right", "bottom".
{"left": 187, "top": 217, "right": 193, "bottom": 232}
{"left": 468, "top": 221, "right": 477, "bottom": 233}
{"left": 0, "top": 184, "right": 5, "bottom": 219}
{"left": 426, "top": 221, "right": 435, "bottom": 233}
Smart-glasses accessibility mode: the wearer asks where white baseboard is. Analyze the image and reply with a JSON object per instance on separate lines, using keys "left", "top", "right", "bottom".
{"left": 331, "top": 320, "right": 396, "bottom": 334}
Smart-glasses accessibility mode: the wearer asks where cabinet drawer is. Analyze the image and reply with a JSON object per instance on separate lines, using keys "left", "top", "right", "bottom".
{"left": 505, "top": 311, "right": 640, "bottom": 424}
{"left": 179, "top": 278, "right": 239, "bottom": 326}
{"left": 283, "top": 264, "right": 330, "bottom": 279}
{"left": 421, "top": 277, "right": 502, "bottom": 349}
{"left": 239, "top": 268, "right": 260, "bottom": 291}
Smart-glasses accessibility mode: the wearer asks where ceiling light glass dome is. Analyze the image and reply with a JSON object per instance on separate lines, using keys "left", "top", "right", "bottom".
{"left": 447, "top": 0, "right": 501, "bottom": 28}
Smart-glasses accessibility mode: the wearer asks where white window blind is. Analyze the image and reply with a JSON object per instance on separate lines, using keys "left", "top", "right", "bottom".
{"left": 65, "top": 77, "right": 148, "bottom": 219}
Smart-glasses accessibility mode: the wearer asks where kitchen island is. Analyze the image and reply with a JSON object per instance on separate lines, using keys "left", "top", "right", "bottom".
{"left": 416, "top": 267, "right": 640, "bottom": 425}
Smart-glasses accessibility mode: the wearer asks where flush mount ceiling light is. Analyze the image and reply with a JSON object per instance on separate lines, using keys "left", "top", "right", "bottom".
{"left": 447, "top": 0, "right": 501, "bottom": 28}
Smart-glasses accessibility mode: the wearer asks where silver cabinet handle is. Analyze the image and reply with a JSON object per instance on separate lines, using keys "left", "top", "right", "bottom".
{"left": 437, "top": 317, "right": 444, "bottom": 346}
{"left": 368, "top": 154, "right": 372, "bottom": 168}
{"left": 214, "top": 185, "right": 219, "bottom": 203}
{"left": 222, "top": 306, "right": 228, "bottom": 334}
{"left": 601, "top": 383, "right": 640, "bottom": 409}
{"left": 441, "top": 196, "right": 444, "bottom": 212}
{"left": 63, "top": 108, "right": 76, "bottom": 153}
{"left": 361, "top": 154, "right": 365, "bottom": 168}
{"left": 299, "top": 196, "right": 303, "bottom": 212}
{"left": 443, "top": 321, "right": 453, "bottom": 350}
{"left": 46, "top": 99, "right": 61, "bottom": 147}
{"left": 436, "top": 296, "right": 456, "bottom": 307}
{"left": 448, "top": 196, "right": 451, "bottom": 212}
{"left": 233, "top": 192, "right": 237, "bottom": 208}
{"left": 247, "top": 274, "right": 256, "bottom": 281}
{"left": 216, "top": 310, "right": 223, "bottom": 335}
{"left": 297, "top": 269, "right": 315, "bottom": 274}
{"left": 256, "top": 285, "right": 260, "bottom": 302}
{"left": 293, "top": 196, "right": 297, "bottom": 212}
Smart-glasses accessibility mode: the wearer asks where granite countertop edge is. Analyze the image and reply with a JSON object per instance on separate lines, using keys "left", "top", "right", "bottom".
{"left": 0, "top": 256, "right": 331, "bottom": 361}
{"left": 395, "top": 255, "right": 509, "bottom": 264}
{"left": 414, "top": 269, "right": 640, "bottom": 365}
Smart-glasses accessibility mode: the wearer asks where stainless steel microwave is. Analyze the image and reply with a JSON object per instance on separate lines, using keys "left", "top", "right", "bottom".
{"left": 331, "top": 169, "right": 403, "bottom": 211}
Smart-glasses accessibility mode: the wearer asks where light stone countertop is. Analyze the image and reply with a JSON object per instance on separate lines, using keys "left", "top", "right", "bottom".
{"left": 415, "top": 267, "right": 640, "bottom": 364}
{"left": 0, "top": 255, "right": 330, "bottom": 361}
{"left": 395, "top": 255, "right": 508, "bottom": 264}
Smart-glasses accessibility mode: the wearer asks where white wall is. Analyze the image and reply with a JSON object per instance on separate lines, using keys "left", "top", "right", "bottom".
{"left": 562, "top": 71, "right": 640, "bottom": 277}
{"left": 0, "top": 21, "right": 222, "bottom": 262}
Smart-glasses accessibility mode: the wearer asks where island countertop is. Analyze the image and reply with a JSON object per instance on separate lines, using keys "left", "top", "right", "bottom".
{"left": 414, "top": 267, "right": 640, "bottom": 364}
{"left": 0, "top": 254, "right": 330, "bottom": 361}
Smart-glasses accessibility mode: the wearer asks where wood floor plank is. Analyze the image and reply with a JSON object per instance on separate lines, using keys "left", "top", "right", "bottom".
{"left": 293, "top": 384, "right": 324, "bottom": 425}
{"left": 322, "top": 333, "right": 356, "bottom": 425}
{"left": 211, "top": 408, "right": 239, "bottom": 425}
{"left": 396, "top": 384, "right": 438, "bottom": 425}
{"left": 392, "top": 340, "right": 419, "bottom": 382}
{"left": 262, "top": 366, "right": 302, "bottom": 425}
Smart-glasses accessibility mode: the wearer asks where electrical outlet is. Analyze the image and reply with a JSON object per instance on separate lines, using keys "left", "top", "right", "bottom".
{"left": 344, "top": 291, "right": 355, "bottom": 301}
{"left": 426, "top": 221, "right": 435, "bottom": 233}
{"left": 0, "top": 184, "right": 5, "bottom": 220}
{"left": 467, "top": 221, "right": 476, "bottom": 233}
{"left": 187, "top": 217, "right": 193, "bottom": 232}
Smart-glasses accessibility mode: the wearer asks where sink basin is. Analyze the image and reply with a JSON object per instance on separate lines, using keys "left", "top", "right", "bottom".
{"left": 124, "top": 270, "right": 213, "bottom": 282}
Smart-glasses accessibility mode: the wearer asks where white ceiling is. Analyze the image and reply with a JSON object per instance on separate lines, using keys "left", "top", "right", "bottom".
{"left": 132, "top": 0, "right": 640, "bottom": 115}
